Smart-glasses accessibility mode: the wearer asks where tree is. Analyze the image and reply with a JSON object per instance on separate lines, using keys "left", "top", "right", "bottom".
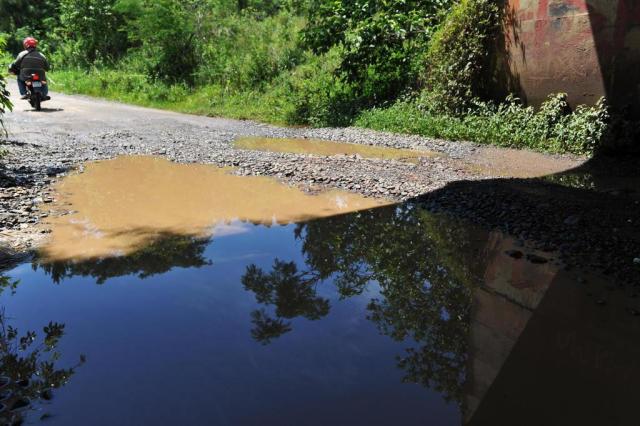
{"left": 297, "top": 205, "right": 475, "bottom": 404}
{"left": 0, "top": 36, "right": 13, "bottom": 142}
{"left": 0, "top": 303, "right": 85, "bottom": 424}
{"left": 0, "top": 0, "right": 61, "bottom": 53}
{"left": 302, "top": 0, "right": 453, "bottom": 104}
{"left": 57, "top": 0, "right": 128, "bottom": 65}
{"left": 37, "top": 234, "right": 211, "bottom": 284}
{"left": 115, "top": 0, "right": 199, "bottom": 83}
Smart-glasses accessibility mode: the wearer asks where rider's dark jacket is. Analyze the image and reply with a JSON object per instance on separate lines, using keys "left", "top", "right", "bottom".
{"left": 10, "top": 48, "right": 50, "bottom": 81}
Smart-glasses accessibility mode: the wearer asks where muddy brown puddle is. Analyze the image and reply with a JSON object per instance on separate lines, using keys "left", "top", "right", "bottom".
{"left": 234, "top": 136, "right": 438, "bottom": 162}
{"left": 0, "top": 156, "right": 637, "bottom": 425}
{"left": 40, "top": 156, "right": 388, "bottom": 261}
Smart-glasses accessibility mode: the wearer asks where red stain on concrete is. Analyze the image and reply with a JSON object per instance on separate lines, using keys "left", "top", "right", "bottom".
{"left": 503, "top": 0, "right": 640, "bottom": 113}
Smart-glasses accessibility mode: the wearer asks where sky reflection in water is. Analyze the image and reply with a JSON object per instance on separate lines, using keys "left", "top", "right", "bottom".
{"left": 4, "top": 205, "right": 464, "bottom": 425}
{"left": 3, "top": 200, "right": 638, "bottom": 425}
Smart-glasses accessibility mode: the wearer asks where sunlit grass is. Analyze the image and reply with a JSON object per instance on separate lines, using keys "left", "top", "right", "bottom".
{"left": 51, "top": 69, "right": 294, "bottom": 125}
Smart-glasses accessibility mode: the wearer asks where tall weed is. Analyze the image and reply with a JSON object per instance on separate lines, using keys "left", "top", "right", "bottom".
{"left": 356, "top": 94, "right": 610, "bottom": 155}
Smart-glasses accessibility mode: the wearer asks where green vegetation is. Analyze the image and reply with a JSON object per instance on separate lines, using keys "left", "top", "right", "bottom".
{"left": 422, "top": 0, "right": 501, "bottom": 114}
{"left": 0, "top": 36, "right": 13, "bottom": 156}
{"left": 357, "top": 95, "right": 610, "bottom": 155}
{"left": 0, "top": 0, "right": 634, "bottom": 155}
{"left": 303, "top": 0, "right": 452, "bottom": 105}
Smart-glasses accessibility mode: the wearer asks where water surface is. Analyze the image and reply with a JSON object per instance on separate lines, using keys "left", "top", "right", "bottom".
{"left": 234, "top": 137, "right": 437, "bottom": 162}
{"left": 2, "top": 161, "right": 639, "bottom": 425}
{"left": 41, "top": 156, "right": 387, "bottom": 261}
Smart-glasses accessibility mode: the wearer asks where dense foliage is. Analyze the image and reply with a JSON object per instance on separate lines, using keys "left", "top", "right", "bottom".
{"left": 0, "top": 0, "right": 60, "bottom": 53}
{"left": 0, "top": 0, "right": 629, "bottom": 155}
{"left": 303, "top": 0, "right": 452, "bottom": 104}
{"left": 56, "top": 0, "right": 128, "bottom": 66}
{"left": 422, "top": 0, "right": 501, "bottom": 114}
{"left": 115, "top": 0, "right": 198, "bottom": 83}
{"left": 0, "top": 36, "right": 12, "bottom": 153}
{"left": 357, "top": 94, "right": 611, "bottom": 155}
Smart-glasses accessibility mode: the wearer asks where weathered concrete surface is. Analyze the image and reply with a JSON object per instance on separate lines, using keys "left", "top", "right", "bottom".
{"left": 503, "top": 0, "right": 640, "bottom": 114}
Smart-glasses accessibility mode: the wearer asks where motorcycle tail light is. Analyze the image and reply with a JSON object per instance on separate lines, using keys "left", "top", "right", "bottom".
{"left": 32, "top": 74, "right": 40, "bottom": 81}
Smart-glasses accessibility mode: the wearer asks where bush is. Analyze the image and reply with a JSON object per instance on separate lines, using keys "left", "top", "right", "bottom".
{"left": 56, "top": 0, "right": 128, "bottom": 66}
{"left": 0, "top": 1, "right": 61, "bottom": 55}
{"left": 197, "top": 11, "right": 305, "bottom": 91}
{"left": 282, "top": 49, "right": 360, "bottom": 127}
{"left": 303, "top": 0, "right": 453, "bottom": 105}
{"left": 356, "top": 94, "right": 611, "bottom": 156}
{"left": 115, "top": 0, "right": 199, "bottom": 83}
{"left": 0, "top": 36, "right": 13, "bottom": 149}
{"left": 45, "top": 0, "right": 636, "bottom": 156}
{"left": 422, "top": 0, "right": 501, "bottom": 114}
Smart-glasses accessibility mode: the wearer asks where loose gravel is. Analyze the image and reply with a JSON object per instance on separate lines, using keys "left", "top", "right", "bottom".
{"left": 0, "top": 106, "right": 484, "bottom": 252}
{"left": 5, "top": 87, "right": 634, "bottom": 292}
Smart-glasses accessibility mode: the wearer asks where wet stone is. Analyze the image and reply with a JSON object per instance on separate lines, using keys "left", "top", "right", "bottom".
{"left": 526, "top": 254, "right": 549, "bottom": 264}
{"left": 234, "top": 136, "right": 439, "bottom": 163}
{"left": 506, "top": 249, "right": 524, "bottom": 259}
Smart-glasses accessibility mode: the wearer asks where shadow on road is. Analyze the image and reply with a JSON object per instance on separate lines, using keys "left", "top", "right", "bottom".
{"left": 20, "top": 107, "right": 64, "bottom": 113}
{"left": 416, "top": 154, "right": 640, "bottom": 279}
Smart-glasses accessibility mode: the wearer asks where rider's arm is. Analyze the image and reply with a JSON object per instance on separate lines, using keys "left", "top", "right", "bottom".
{"left": 9, "top": 51, "right": 28, "bottom": 74}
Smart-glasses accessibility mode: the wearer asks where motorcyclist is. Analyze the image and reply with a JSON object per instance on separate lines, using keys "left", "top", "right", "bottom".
{"left": 9, "top": 37, "right": 50, "bottom": 100}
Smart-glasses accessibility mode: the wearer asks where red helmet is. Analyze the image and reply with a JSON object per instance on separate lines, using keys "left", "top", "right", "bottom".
{"left": 23, "top": 37, "right": 38, "bottom": 49}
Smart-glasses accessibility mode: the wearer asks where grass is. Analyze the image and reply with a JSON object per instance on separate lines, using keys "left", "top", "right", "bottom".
{"left": 356, "top": 97, "right": 608, "bottom": 156}
{"left": 51, "top": 69, "right": 610, "bottom": 156}
{"left": 51, "top": 69, "right": 294, "bottom": 125}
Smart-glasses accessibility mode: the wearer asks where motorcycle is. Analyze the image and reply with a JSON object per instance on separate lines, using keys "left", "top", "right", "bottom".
{"left": 23, "top": 72, "right": 50, "bottom": 111}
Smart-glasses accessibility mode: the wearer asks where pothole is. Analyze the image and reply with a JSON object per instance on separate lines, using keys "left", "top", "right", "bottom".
{"left": 234, "top": 136, "right": 439, "bottom": 162}
{"left": 39, "top": 156, "right": 389, "bottom": 261}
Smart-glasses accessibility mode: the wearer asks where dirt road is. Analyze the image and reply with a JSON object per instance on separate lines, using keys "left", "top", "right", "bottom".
{"left": 0, "top": 81, "right": 584, "bottom": 253}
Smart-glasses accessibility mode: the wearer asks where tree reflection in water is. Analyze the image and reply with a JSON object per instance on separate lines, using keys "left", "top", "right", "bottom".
{"left": 0, "top": 275, "right": 84, "bottom": 424}
{"left": 242, "top": 260, "right": 330, "bottom": 344}
{"left": 37, "top": 234, "right": 212, "bottom": 284}
{"left": 242, "top": 204, "right": 484, "bottom": 405}
{"left": 32, "top": 205, "right": 485, "bottom": 406}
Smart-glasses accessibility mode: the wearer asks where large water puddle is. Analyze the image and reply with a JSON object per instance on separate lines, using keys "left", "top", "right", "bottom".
{"left": 3, "top": 198, "right": 636, "bottom": 425}
{"left": 40, "top": 156, "right": 387, "bottom": 261}
{"left": 234, "top": 136, "right": 438, "bottom": 162}
{"left": 1, "top": 154, "right": 637, "bottom": 425}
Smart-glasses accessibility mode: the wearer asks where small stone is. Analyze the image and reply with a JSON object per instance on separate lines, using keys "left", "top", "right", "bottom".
{"left": 563, "top": 215, "right": 581, "bottom": 226}
{"left": 506, "top": 250, "right": 524, "bottom": 259}
{"left": 526, "top": 254, "right": 549, "bottom": 264}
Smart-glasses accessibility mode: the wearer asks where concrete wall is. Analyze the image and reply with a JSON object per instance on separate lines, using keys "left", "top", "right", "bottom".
{"left": 463, "top": 231, "right": 558, "bottom": 422}
{"left": 503, "top": 0, "right": 640, "bottom": 113}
